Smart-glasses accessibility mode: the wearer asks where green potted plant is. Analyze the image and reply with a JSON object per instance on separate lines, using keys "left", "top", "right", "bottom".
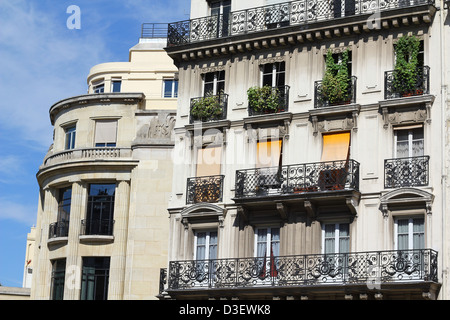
{"left": 190, "top": 93, "right": 224, "bottom": 122}
{"left": 321, "top": 49, "right": 351, "bottom": 106}
{"left": 392, "top": 34, "right": 421, "bottom": 97}
{"left": 247, "top": 85, "right": 283, "bottom": 114}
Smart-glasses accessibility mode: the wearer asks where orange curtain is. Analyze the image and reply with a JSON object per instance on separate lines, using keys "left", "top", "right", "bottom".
{"left": 256, "top": 139, "right": 282, "bottom": 168}
{"left": 196, "top": 145, "right": 222, "bottom": 177}
{"left": 321, "top": 132, "right": 351, "bottom": 162}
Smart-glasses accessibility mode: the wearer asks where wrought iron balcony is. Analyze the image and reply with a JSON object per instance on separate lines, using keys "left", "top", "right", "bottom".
{"left": 187, "top": 175, "right": 225, "bottom": 204}
{"left": 48, "top": 221, "right": 69, "bottom": 239}
{"left": 80, "top": 218, "right": 114, "bottom": 236}
{"left": 384, "top": 156, "right": 430, "bottom": 189}
{"left": 167, "top": 0, "right": 434, "bottom": 46}
{"left": 190, "top": 93, "right": 228, "bottom": 123}
{"left": 314, "top": 76, "right": 357, "bottom": 108}
{"left": 235, "top": 159, "right": 359, "bottom": 198}
{"left": 248, "top": 85, "right": 290, "bottom": 116}
{"left": 166, "top": 249, "right": 438, "bottom": 291}
{"left": 384, "top": 66, "right": 430, "bottom": 100}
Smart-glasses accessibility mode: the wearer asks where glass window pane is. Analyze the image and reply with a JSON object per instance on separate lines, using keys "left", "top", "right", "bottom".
{"left": 111, "top": 81, "right": 121, "bottom": 93}
{"left": 396, "top": 141, "right": 409, "bottom": 158}
{"left": 164, "top": 80, "right": 173, "bottom": 98}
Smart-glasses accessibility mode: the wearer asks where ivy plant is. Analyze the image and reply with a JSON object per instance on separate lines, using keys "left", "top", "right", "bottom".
{"left": 392, "top": 34, "right": 421, "bottom": 96}
{"left": 321, "top": 49, "right": 351, "bottom": 105}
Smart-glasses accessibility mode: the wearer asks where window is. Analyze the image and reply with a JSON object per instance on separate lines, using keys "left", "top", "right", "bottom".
{"left": 111, "top": 79, "right": 121, "bottom": 93}
{"left": 262, "top": 62, "right": 285, "bottom": 89}
{"left": 50, "top": 259, "right": 66, "bottom": 300}
{"left": 55, "top": 187, "right": 71, "bottom": 237}
{"left": 255, "top": 227, "right": 280, "bottom": 278}
{"left": 203, "top": 71, "right": 225, "bottom": 96}
{"left": 163, "top": 79, "right": 178, "bottom": 98}
{"left": 64, "top": 125, "right": 76, "bottom": 150}
{"left": 256, "top": 139, "right": 282, "bottom": 168}
{"left": 85, "top": 184, "right": 116, "bottom": 236}
{"left": 196, "top": 145, "right": 222, "bottom": 177}
{"left": 321, "top": 132, "right": 351, "bottom": 162}
{"left": 94, "top": 120, "right": 117, "bottom": 147}
{"left": 80, "top": 257, "right": 110, "bottom": 300}
{"left": 326, "top": 51, "right": 352, "bottom": 75}
{"left": 322, "top": 223, "right": 350, "bottom": 254}
{"left": 210, "top": 0, "right": 231, "bottom": 37}
{"left": 395, "top": 217, "right": 425, "bottom": 250}
{"left": 93, "top": 82, "right": 104, "bottom": 93}
{"left": 194, "top": 230, "right": 218, "bottom": 261}
{"left": 394, "top": 126, "right": 424, "bottom": 158}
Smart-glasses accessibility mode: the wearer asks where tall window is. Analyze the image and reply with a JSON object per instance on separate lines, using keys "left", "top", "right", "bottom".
{"left": 56, "top": 187, "right": 71, "bottom": 237}
{"left": 395, "top": 217, "right": 425, "bottom": 250}
{"left": 262, "top": 62, "right": 285, "bottom": 88}
{"left": 64, "top": 125, "right": 76, "bottom": 150}
{"left": 255, "top": 227, "right": 280, "bottom": 258}
{"left": 194, "top": 230, "right": 218, "bottom": 261}
{"left": 80, "top": 257, "right": 110, "bottom": 300}
{"left": 85, "top": 184, "right": 116, "bottom": 236}
{"left": 111, "top": 79, "right": 122, "bottom": 93}
{"left": 394, "top": 126, "right": 424, "bottom": 158}
{"left": 210, "top": 0, "right": 231, "bottom": 37}
{"left": 203, "top": 71, "right": 225, "bottom": 96}
{"left": 93, "top": 82, "right": 104, "bottom": 93}
{"left": 163, "top": 79, "right": 178, "bottom": 98}
{"left": 94, "top": 120, "right": 117, "bottom": 147}
{"left": 322, "top": 223, "right": 350, "bottom": 254}
{"left": 50, "top": 259, "right": 66, "bottom": 300}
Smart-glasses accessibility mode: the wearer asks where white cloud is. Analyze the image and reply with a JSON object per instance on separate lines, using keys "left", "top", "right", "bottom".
{"left": 0, "top": 197, "right": 37, "bottom": 226}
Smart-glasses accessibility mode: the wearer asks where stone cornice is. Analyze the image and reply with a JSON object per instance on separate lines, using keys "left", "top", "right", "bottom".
{"left": 49, "top": 92, "right": 145, "bottom": 125}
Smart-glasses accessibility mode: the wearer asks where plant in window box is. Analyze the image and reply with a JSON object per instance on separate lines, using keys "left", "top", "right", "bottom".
{"left": 392, "top": 35, "right": 421, "bottom": 97}
{"left": 190, "top": 92, "right": 224, "bottom": 122}
{"left": 321, "top": 49, "right": 351, "bottom": 106}
{"left": 247, "top": 85, "right": 283, "bottom": 114}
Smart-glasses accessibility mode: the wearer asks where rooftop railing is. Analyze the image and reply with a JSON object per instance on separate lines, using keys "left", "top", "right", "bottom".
{"left": 167, "top": 0, "right": 435, "bottom": 46}
{"left": 141, "top": 23, "right": 169, "bottom": 38}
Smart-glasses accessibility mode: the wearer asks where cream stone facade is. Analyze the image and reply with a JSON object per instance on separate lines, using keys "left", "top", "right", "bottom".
{"left": 31, "top": 34, "right": 178, "bottom": 300}
{"left": 161, "top": 0, "right": 450, "bottom": 300}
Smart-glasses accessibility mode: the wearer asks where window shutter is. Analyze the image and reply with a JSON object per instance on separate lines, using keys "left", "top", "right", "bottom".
{"left": 196, "top": 145, "right": 222, "bottom": 177}
{"left": 95, "top": 120, "right": 117, "bottom": 145}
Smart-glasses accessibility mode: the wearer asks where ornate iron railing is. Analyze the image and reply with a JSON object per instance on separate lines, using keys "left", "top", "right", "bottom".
{"left": 190, "top": 93, "right": 228, "bottom": 123}
{"left": 235, "top": 159, "right": 359, "bottom": 198}
{"left": 187, "top": 175, "right": 225, "bottom": 204}
{"left": 314, "top": 76, "right": 357, "bottom": 108}
{"left": 167, "top": 0, "right": 435, "bottom": 46}
{"left": 384, "top": 66, "right": 430, "bottom": 99}
{"left": 384, "top": 156, "right": 430, "bottom": 188}
{"left": 80, "top": 218, "right": 115, "bottom": 236}
{"left": 248, "top": 85, "right": 290, "bottom": 116}
{"left": 166, "top": 249, "right": 438, "bottom": 290}
{"left": 48, "top": 221, "right": 69, "bottom": 239}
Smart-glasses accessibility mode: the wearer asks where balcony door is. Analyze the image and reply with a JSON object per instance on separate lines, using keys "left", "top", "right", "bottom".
{"left": 194, "top": 145, "right": 222, "bottom": 203}
{"left": 254, "top": 227, "right": 280, "bottom": 282}
{"left": 321, "top": 223, "right": 350, "bottom": 283}
{"left": 210, "top": 0, "right": 231, "bottom": 37}
{"left": 394, "top": 125, "right": 424, "bottom": 158}
{"left": 193, "top": 230, "right": 218, "bottom": 285}
{"left": 320, "top": 132, "right": 351, "bottom": 190}
{"left": 256, "top": 139, "right": 282, "bottom": 194}
{"left": 262, "top": 62, "right": 285, "bottom": 89}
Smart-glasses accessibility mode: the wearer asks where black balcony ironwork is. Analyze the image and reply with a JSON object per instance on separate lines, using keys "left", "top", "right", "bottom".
{"left": 384, "top": 66, "right": 430, "bottom": 99}
{"left": 167, "top": 249, "right": 438, "bottom": 290}
{"left": 187, "top": 175, "right": 225, "bottom": 204}
{"left": 80, "top": 218, "right": 114, "bottom": 236}
{"left": 384, "top": 156, "right": 430, "bottom": 189}
{"left": 247, "top": 85, "right": 290, "bottom": 116}
{"left": 167, "top": 0, "right": 435, "bottom": 46}
{"left": 314, "top": 76, "right": 357, "bottom": 108}
{"left": 235, "top": 159, "right": 359, "bottom": 198}
{"left": 190, "top": 93, "right": 228, "bottom": 123}
{"left": 48, "top": 221, "right": 69, "bottom": 239}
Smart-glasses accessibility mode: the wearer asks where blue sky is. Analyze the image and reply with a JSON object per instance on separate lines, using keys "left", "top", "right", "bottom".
{"left": 0, "top": 0, "right": 190, "bottom": 287}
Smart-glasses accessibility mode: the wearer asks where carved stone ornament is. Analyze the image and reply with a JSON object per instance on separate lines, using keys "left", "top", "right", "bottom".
{"left": 258, "top": 55, "right": 285, "bottom": 65}
{"left": 134, "top": 111, "right": 176, "bottom": 145}
{"left": 200, "top": 65, "right": 226, "bottom": 74}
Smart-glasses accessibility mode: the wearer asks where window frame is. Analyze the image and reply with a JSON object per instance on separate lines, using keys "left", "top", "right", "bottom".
{"left": 64, "top": 125, "right": 76, "bottom": 150}
{"left": 254, "top": 227, "right": 280, "bottom": 258}
{"left": 94, "top": 119, "right": 118, "bottom": 148}
{"left": 111, "top": 78, "right": 122, "bottom": 93}
{"left": 93, "top": 81, "right": 105, "bottom": 94}
{"left": 50, "top": 259, "right": 66, "bottom": 301}
{"left": 163, "top": 78, "right": 179, "bottom": 98}
{"left": 80, "top": 257, "right": 110, "bottom": 300}
{"left": 202, "top": 71, "right": 225, "bottom": 96}
{"left": 394, "top": 216, "right": 425, "bottom": 250}
{"left": 261, "top": 62, "right": 286, "bottom": 88}
{"left": 321, "top": 222, "right": 350, "bottom": 254}
{"left": 193, "top": 230, "right": 218, "bottom": 261}
{"left": 393, "top": 125, "right": 424, "bottom": 158}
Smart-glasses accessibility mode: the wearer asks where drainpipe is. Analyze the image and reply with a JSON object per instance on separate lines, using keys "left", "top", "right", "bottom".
{"left": 439, "top": 0, "right": 448, "bottom": 299}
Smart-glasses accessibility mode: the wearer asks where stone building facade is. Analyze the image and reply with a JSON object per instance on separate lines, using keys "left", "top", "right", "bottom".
{"left": 31, "top": 35, "right": 178, "bottom": 300}
{"left": 162, "top": 0, "right": 449, "bottom": 300}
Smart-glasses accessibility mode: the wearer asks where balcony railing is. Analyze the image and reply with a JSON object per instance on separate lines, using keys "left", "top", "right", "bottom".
{"left": 314, "top": 76, "right": 357, "bottom": 108}
{"left": 166, "top": 249, "right": 438, "bottom": 290}
{"left": 384, "top": 66, "right": 430, "bottom": 100}
{"left": 141, "top": 23, "right": 168, "bottom": 38}
{"left": 167, "top": 0, "right": 434, "bottom": 46}
{"left": 247, "top": 85, "right": 290, "bottom": 116}
{"left": 80, "top": 218, "right": 114, "bottom": 236}
{"left": 186, "top": 175, "right": 225, "bottom": 204}
{"left": 384, "top": 156, "right": 430, "bottom": 188}
{"left": 190, "top": 93, "right": 228, "bottom": 123}
{"left": 48, "top": 221, "right": 69, "bottom": 239}
{"left": 235, "top": 159, "right": 359, "bottom": 198}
